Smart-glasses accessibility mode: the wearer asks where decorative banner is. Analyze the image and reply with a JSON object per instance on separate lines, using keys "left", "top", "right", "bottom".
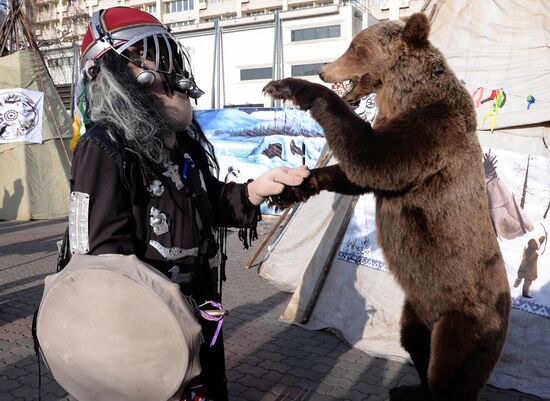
{"left": 0, "top": 88, "right": 44, "bottom": 144}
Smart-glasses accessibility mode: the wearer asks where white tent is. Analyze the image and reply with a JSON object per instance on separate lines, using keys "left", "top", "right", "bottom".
{"left": 259, "top": 0, "right": 550, "bottom": 398}
{"left": 0, "top": 1, "right": 71, "bottom": 220}
{"left": 426, "top": 0, "right": 550, "bottom": 158}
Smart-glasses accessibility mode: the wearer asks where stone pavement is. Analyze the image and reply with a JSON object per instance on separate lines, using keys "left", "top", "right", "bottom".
{"left": 0, "top": 219, "right": 544, "bottom": 401}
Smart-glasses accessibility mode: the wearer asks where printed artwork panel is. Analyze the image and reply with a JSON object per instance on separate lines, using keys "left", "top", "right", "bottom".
{"left": 337, "top": 149, "right": 550, "bottom": 319}
{"left": 0, "top": 88, "right": 44, "bottom": 144}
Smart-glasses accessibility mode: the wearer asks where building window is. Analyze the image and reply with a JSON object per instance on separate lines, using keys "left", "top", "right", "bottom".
{"left": 146, "top": 4, "right": 157, "bottom": 14}
{"left": 246, "top": 11, "right": 264, "bottom": 17}
{"left": 166, "top": 0, "right": 194, "bottom": 13}
{"left": 240, "top": 67, "right": 273, "bottom": 81}
{"left": 291, "top": 25, "right": 340, "bottom": 42}
{"left": 289, "top": 2, "right": 315, "bottom": 10}
{"left": 48, "top": 57, "right": 73, "bottom": 68}
{"left": 168, "top": 20, "right": 196, "bottom": 28}
{"left": 291, "top": 62, "right": 325, "bottom": 77}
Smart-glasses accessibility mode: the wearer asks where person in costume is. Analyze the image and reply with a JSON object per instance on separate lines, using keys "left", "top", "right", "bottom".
{"left": 70, "top": 7, "right": 309, "bottom": 400}
{"left": 514, "top": 235, "right": 546, "bottom": 298}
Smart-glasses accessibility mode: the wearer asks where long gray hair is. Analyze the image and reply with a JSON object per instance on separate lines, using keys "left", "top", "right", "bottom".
{"left": 85, "top": 51, "right": 176, "bottom": 168}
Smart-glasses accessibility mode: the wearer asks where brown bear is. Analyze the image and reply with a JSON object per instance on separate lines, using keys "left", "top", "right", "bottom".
{"left": 263, "top": 13, "right": 511, "bottom": 401}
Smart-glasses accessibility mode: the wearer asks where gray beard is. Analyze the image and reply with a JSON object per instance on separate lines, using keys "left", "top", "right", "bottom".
{"left": 86, "top": 59, "right": 177, "bottom": 168}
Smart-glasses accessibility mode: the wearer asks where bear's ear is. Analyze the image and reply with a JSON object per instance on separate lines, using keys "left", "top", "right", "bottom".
{"left": 402, "top": 13, "right": 430, "bottom": 48}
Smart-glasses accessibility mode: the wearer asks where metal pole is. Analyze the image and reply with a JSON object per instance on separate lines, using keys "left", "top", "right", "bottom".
{"left": 271, "top": 11, "right": 279, "bottom": 107}
{"left": 220, "top": 25, "right": 225, "bottom": 108}
{"left": 69, "top": 39, "right": 77, "bottom": 116}
{"left": 211, "top": 18, "right": 219, "bottom": 109}
{"left": 270, "top": 10, "right": 284, "bottom": 107}
{"left": 216, "top": 24, "right": 221, "bottom": 109}
{"left": 278, "top": 15, "right": 284, "bottom": 81}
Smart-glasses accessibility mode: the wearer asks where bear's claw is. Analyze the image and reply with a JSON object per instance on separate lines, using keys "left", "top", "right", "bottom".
{"left": 267, "top": 185, "right": 312, "bottom": 211}
{"left": 263, "top": 78, "right": 316, "bottom": 110}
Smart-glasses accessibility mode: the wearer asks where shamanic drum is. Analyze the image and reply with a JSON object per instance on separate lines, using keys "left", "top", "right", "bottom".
{"left": 36, "top": 253, "right": 203, "bottom": 401}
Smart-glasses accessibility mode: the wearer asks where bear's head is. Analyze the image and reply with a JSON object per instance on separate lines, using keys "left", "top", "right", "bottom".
{"left": 320, "top": 13, "right": 442, "bottom": 103}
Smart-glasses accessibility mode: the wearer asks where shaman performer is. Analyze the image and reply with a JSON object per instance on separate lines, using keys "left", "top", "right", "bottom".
{"left": 70, "top": 7, "right": 309, "bottom": 400}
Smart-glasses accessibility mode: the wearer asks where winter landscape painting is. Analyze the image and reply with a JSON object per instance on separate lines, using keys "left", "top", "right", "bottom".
{"left": 195, "top": 107, "right": 326, "bottom": 213}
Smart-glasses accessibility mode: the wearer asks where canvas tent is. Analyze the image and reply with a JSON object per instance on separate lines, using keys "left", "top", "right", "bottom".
{"left": 426, "top": 0, "right": 550, "bottom": 159}
{"left": 259, "top": 0, "right": 550, "bottom": 398}
{"left": 0, "top": 0, "right": 72, "bottom": 220}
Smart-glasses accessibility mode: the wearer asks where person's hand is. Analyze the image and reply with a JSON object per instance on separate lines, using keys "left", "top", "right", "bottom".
{"left": 247, "top": 165, "right": 310, "bottom": 205}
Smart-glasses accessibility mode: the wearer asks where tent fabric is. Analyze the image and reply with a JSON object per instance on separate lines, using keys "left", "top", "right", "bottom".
{"left": 428, "top": 0, "right": 550, "bottom": 133}
{"left": 281, "top": 255, "right": 408, "bottom": 363}
{"left": 37, "top": 253, "right": 203, "bottom": 401}
{"left": 272, "top": 194, "right": 409, "bottom": 363}
{"left": 0, "top": 50, "right": 72, "bottom": 220}
{"left": 477, "top": 127, "right": 549, "bottom": 158}
{"left": 490, "top": 309, "right": 550, "bottom": 398}
{"left": 259, "top": 181, "right": 408, "bottom": 363}
{"left": 259, "top": 191, "right": 354, "bottom": 293}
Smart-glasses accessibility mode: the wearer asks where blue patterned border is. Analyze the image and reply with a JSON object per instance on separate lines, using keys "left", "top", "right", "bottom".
{"left": 337, "top": 251, "right": 388, "bottom": 272}
{"left": 512, "top": 297, "right": 550, "bottom": 319}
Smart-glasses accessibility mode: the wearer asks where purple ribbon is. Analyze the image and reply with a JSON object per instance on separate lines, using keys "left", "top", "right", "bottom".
{"left": 197, "top": 300, "right": 224, "bottom": 347}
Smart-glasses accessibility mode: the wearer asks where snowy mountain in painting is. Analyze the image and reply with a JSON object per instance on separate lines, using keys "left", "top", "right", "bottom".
{"left": 195, "top": 108, "right": 324, "bottom": 137}
{"left": 195, "top": 109, "right": 261, "bottom": 133}
{"left": 250, "top": 109, "right": 323, "bottom": 135}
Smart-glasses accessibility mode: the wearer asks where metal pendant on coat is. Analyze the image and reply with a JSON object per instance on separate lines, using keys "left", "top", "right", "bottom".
{"left": 150, "top": 207, "right": 169, "bottom": 235}
{"left": 147, "top": 179, "right": 165, "bottom": 197}
{"left": 163, "top": 161, "right": 184, "bottom": 190}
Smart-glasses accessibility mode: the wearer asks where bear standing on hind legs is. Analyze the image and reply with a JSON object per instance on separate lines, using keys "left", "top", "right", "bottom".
{"left": 264, "top": 13, "right": 511, "bottom": 401}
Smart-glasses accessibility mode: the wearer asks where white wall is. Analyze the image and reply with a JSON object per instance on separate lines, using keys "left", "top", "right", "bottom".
{"left": 178, "top": 5, "right": 358, "bottom": 109}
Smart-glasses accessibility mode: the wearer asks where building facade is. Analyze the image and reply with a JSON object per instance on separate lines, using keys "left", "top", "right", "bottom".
{"left": 34, "top": 0, "right": 423, "bottom": 109}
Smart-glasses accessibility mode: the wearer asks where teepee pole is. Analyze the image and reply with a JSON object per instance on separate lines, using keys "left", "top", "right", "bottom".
{"left": 301, "top": 195, "right": 359, "bottom": 324}
{"left": 245, "top": 146, "right": 333, "bottom": 269}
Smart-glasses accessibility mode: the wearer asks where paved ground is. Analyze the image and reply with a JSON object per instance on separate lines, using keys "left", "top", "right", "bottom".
{"left": 0, "top": 219, "right": 545, "bottom": 401}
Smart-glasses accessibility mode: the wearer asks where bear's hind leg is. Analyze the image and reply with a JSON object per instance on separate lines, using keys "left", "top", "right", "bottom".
{"left": 389, "top": 302, "right": 432, "bottom": 401}
{"left": 427, "top": 310, "right": 508, "bottom": 401}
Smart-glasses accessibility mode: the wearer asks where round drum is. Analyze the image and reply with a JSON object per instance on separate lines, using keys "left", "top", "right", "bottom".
{"left": 36, "top": 253, "right": 203, "bottom": 401}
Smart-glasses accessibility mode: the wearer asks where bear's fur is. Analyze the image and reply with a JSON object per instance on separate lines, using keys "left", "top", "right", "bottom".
{"left": 264, "top": 13, "right": 511, "bottom": 401}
